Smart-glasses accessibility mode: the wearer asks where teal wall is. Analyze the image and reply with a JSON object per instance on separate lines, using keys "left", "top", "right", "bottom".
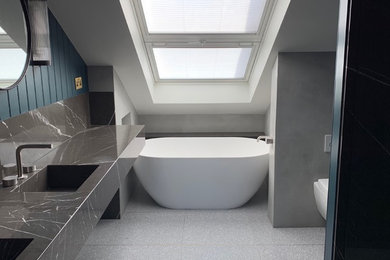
{"left": 0, "top": 11, "right": 88, "bottom": 120}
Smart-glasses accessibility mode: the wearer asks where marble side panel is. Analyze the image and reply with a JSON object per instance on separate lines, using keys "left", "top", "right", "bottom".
{"left": 34, "top": 125, "right": 144, "bottom": 167}
{"left": 38, "top": 162, "right": 120, "bottom": 260}
{"left": 0, "top": 191, "right": 87, "bottom": 260}
{"left": 0, "top": 94, "right": 90, "bottom": 165}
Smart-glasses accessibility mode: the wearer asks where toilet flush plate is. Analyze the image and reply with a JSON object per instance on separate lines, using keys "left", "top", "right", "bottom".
{"left": 324, "top": 135, "right": 332, "bottom": 153}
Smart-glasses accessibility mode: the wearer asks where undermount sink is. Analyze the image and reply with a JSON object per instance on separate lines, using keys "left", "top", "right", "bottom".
{"left": 0, "top": 238, "right": 33, "bottom": 260}
{"left": 17, "top": 165, "right": 98, "bottom": 192}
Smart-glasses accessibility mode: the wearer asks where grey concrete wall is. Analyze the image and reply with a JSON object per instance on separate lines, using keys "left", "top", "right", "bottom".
{"left": 138, "top": 114, "right": 265, "bottom": 133}
{"left": 88, "top": 66, "right": 139, "bottom": 214}
{"left": 270, "top": 52, "right": 335, "bottom": 227}
{"left": 88, "top": 66, "right": 138, "bottom": 125}
{"left": 264, "top": 106, "right": 271, "bottom": 136}
{"left": 87, "top": 66, "right": 114, "bottom": 92}
{"left": 88, "top": 66, "right": 115, "bottom": 125}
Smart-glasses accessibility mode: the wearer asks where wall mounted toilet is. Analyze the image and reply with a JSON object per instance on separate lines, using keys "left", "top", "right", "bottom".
{"left": 314, "top": 178, "right": 329, "bottom": 220}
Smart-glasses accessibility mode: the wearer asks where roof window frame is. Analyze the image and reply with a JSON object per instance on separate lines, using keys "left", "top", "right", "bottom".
{"left": 131, "top": 0, "right": 275, "bottom": 83}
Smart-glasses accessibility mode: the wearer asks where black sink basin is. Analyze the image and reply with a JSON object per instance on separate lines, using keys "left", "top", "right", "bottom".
{"left": 0, "top": 238, "right": 33, "bottom": 260}
{"left": 18, "top": 165, "right": 98, "bottom": 192}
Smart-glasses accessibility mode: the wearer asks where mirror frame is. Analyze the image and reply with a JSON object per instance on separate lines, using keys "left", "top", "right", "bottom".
{"left": 0, "top": 0, "right": 32, "bottom": 91}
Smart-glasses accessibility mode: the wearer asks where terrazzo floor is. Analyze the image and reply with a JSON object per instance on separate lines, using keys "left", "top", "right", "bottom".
{"left": 77, "top": 182, "right": 325, "bottom": 260}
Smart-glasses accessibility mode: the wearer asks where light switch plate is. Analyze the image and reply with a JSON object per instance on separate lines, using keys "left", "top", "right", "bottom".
{"left": 324, "top": 134, "right": 332, "bottom": 153}
{"left": 75, "top": 77, "right": 83, "bottom": 90}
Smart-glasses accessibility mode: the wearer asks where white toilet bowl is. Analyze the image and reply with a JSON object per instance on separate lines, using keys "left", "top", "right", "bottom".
{"left": 314, "top": 178, "right": 328, "bottom": 220}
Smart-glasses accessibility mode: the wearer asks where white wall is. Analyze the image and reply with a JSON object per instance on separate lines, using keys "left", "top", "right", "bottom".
{"left": 114, "top": 71, "right": 138, "bottom": 125}
{"left": 0, "top": 0, "right": 27, "bottom": 51}
{"left": 138, "top": 114, "right": 265, "bottom": 133}
{"left": 267, "top": 57, "right": 278, "bottom": 224}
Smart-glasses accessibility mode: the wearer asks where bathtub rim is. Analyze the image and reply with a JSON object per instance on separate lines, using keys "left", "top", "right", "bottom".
{"left": 137, "top": 153, "right": 269, "bottom": 160}
{"left": 140, "top": 137, "right": 271, "bottom": 159}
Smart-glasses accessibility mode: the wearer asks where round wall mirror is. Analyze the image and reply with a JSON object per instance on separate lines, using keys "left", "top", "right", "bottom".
{"left": 0, "top": 0, "right": 30, "bottom": 90}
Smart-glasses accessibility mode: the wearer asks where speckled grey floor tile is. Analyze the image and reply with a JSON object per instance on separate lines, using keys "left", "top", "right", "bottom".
{"left": 86, "top": 213, "right": 185, "bottom": 246}
{"left": 183, "top": 211, "right": 255, "bottom": 246}
{"left": 259, "top": 245, "right": 325, "bottom": 260}
{"left": 125, "top": 185, "right": 165, "bottom": 213}
{"left": 79, "top": 183, "right": 326, "bottom": 259}
{"left": 182, "top": 246, "right": 261, "bottom": 260}
{"left": 250, "top": 216, "right": 325, "bottom": 245}
{"left": 76, "top": 245, "right": 182, "bottom": 260}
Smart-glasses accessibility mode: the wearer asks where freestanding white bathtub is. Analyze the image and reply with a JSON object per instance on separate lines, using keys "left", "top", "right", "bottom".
{"left": 133, "top": 137, "right": 269, "bottom": 209}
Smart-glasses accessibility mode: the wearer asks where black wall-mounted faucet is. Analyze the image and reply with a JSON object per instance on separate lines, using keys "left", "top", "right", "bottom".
{"left": 256, "top": 136, "right": 274, "bottom": 144}
{"left": 16, "top": 144, "right": 53, "bottom": 179}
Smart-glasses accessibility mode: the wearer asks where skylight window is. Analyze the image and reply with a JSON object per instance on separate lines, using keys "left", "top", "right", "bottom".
{"left": 153, "top": 48, "right": 252, "bottom": 79}
{"left": 132, "top": 0, "right": 270, "bottom": 81}
{"left": 141, "top": 0, "right": 266, "bottom": 34}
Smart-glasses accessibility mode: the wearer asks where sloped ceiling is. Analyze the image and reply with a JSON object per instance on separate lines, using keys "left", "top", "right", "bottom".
{"left": 48, "top": 0, "right": 339, "bottom": 115}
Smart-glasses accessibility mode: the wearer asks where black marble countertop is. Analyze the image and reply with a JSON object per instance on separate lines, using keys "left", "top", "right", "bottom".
{"left": 0, "top": 125, "right": 144, "bottom": 260}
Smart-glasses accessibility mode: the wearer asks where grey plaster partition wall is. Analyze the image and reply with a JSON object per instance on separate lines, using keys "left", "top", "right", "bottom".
{"left": 264, "top": 106, "right": 271, "bottom": 136}
{"left": 88, "top": 66, "right": 138, "bottom": 125}
{"left": 88, "top": 66, "right": 141, "bottom": 213}
{"left": 271, "top": 52, "right": 335, "bottom": 227}
{"left": 138, "top": 114, "right": 265, "bottom": 134}
{"left": 87, "top": 66, "right": 114, "bottom": 92}
{"left": 88, "top": 66, "right": 115, "bottom": 125}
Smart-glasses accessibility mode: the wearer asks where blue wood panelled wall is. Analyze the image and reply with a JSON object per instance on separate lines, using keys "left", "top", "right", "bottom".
{"left": 0, "top": 11, "right": 88, "bottom": 120}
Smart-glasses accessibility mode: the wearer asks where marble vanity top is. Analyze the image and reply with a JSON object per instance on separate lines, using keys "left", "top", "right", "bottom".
{"left": 0, "top": 125, "right": 144, "bottom": 260}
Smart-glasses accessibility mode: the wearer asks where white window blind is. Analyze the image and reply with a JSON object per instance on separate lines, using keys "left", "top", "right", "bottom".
{"left": 141, "top": 0, "right": 266, "bottom": 34}
{"left": 153, "top": 48, "right": 252, "bottom": 79}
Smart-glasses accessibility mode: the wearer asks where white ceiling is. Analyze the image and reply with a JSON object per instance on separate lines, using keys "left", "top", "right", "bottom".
{"left": 48, "top": 0, "right": 339, "bottom": 115}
